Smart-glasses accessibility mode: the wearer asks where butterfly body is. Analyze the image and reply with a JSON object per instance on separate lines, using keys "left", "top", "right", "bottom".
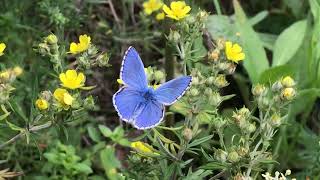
{"left": 113, "top": 46, "right": 192, "bottom": 129}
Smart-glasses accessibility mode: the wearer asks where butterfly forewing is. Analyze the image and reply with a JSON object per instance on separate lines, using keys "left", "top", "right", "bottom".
{"left": 120, "top": 46, "right": 148, "bottom": 90}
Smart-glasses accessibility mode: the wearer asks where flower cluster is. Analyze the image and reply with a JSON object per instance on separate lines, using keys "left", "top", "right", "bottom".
{"left": 143, "top": 0, "right": 191, "bottom": 21}
{"left": 262, "top": 170, "right": 296, "bottom": 180}
{"left": 35, "top": 69, "right": 94, "bottom": 112}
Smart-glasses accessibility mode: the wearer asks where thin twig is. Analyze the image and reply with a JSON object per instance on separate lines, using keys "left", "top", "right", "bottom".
{"left": 0, "top": 121, "right": 52, "bottom": 149}
{"left": 107, "top": 0, "right": 121, "bottom": 30}
{"left": 209, "top": 170, "right": 226, "bottom": 180}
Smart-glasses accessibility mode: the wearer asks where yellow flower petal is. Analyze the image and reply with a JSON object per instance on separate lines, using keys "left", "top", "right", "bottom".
{"left": 60, "top": 70, "right": 86, "bottom": 89}
{"left": 66, "top": 70, "right": 78, "bottom": 80}
{"left": 0, "top": 43, "right": 6, "bottom": 56}
{"left": 69, "top": 42, "right": 78, "bottom": 54}
{"left": 163, "top": 5, "right": 173, "bottom": 16}
{"left": 63, "top": 93, "right": 73, "bottom": 105}
{"left": 35, "top": 99, "right": 49, "bottom": 110}
{"left": 156, "top": 12, "right": 165, "bottom": 20}
{"left": 232, "top": 43, "right": 242, "bottom": 53}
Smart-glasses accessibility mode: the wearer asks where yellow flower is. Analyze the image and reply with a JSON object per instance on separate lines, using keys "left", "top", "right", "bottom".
{"left": 131, "top": 141, "right": 156, "bottom": 154}
{"left": 59, "top": 70, "right": 85, "bottom": 89}
{"left": 156, "top": 12, "right": 165, "bottom": 20}
{"left": 69, "top": 34, "right": 91, "bottom": 54}
{"left": 163, "top": 1, "right": 191, "bottom": 20}
{"left": 54, "top": 88, "right": 73, "bottom": 106}
{"left": 225, "top": 41, "right": 245, "bottom": 63}
{"left": 143, "top": 0, "right": 163, "bottom": 15}
{"left": 0, "top": 43, "right": 6, "bottom": 56}
{"left": 35, "top": 98, "right": 49, "bottom": 110}
{"left": 13, "top": 66, "right": 23, "bottom": 76}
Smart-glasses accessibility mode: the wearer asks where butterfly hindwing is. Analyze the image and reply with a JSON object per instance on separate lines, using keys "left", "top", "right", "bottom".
{"left": 120, "top": 46, "right": 148, "bottom": 90}
{"left": 113, "top": 87, "right": 144, "bottom": 123}
{"left": 133, "top": 100, "right": 165, "bottom": 129}
{"left": 154, "top": 76, "right": 192, "bottom": 105}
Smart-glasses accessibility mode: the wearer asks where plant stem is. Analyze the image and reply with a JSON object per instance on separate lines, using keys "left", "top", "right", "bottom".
{"left": 213, "top": 0, "right": 222, "bottom": 15}
{"left": 0, "top": 121, "right": 52, "bottom": 149}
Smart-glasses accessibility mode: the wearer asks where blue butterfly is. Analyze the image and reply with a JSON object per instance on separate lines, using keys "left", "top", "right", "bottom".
{"left": 113, "top": 46, "right": 192, "bottom": 129}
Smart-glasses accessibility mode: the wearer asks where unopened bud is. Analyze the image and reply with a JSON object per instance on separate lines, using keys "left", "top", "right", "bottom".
{"left": 208, "top": 50, "right": 219, "bottom": 61}
{"left": 209, "top": 92, "right": 222, "bottom": 106}
{"left": 154, "top": 70, "right": 165, "bottom": 81}
{"left": 252, "top": 84, "right": 267, "bottom": 96}
{"left": 168, "top": 30, "right": 181, "bottom": 43}
{"left": 246, "top": 123, "right": 256, "bottom": 134}
{"left": 13, "top": 66, "right": 23, "bottom": 76}
{"left": 270, "top": 113, "right": 281, "bottom": 127}
{"left": 41, "top": 91, "right": 52, "bottom": 101}
{"left": 214, "top": 74, "right": 228, "bottom": 88}
{"left": 204, "top": 88, "right": 212, "bottom": 96}
{"left": 214, "top": 149, "right": 228, "bottom": 162}
{"left": 206, "top": 76, "right": 215, "bottom": 85}
{"left": 272, "top": 81, "right": 283, "bottom": 92}
{"left": 281, "top": 87, "right": 296, "bottom": 101}
{"left": 46, "top": 34, "right": 58, "bottom": 44}
{"left": 183, "top": 128, "right": 193, "bottom": 141}
{"left": 190, "top": 88, "right": 199, "bottom": 96}
{"left": 227, "top": 151, "right": 240, "bottom": 163}
{"left": 281, "top": 76, "right": 295, "bottom": 88}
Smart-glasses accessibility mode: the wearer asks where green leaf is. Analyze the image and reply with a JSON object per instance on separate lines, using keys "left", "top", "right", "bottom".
{"left": 87, "top": 126, "right": 101, "bottom": 142}
{"left": 74, "top": 163, "right": 93, "bottom": 174}
{"left": 199, "top": 161, "right": 228, "bottom": 170}
{"left": 233, "top": 0, "right": 269, "bottom": 83}
{"left": 117, "top": 138, "right": 131, "bottom": 147}
{"left": 288, "top": 88, "right": 320, "bottom": 120}
{"left": 98, "top": 125, "right": 112, "bottom": 138}
{"left": 100, "top": 146, "right": 121, "bottom": 171}
{"left": 187, "top": 135, "right": 213, "bottom": 148}
{"left": 6, "top": 120, "right": 24, "bottom": 132}
{"left": 206, "top": 15, "right": 237, "bottom": 41}
{"left": 259, "top": 65, "right": 295, "bottom": 84}
{"left": 248, "top": 10, "right": 268, "bottom": 26}
{"left": 272, "top": 20, "right": 307, "bottom": 67}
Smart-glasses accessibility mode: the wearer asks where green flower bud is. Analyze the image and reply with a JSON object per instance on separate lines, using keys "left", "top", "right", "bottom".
{"left": 46, "top": 34, "right": 58, "bottom": 44}
{"left": 272, "top": 81, "right": 283, "bottom": 92}
{"left": 227, "top": 151, "right": 240, "bottom": 163}
{"left": 214, "top": 149, "right": 228, "bottom": 162}
{"left": 192, "top": 77, "right": 200, "bottom": 86}
{"left": 270, "top": 113, "right": 281, "bottom": 127}
{"left": 154, "top": 71, "right": 165, "bottom": 81}
{"left": 183, "top": 128, "right": 193, "bottom": 141}
{"left": 206, "top": 76, "right": 215, "bottom": 85}
{"left": 252, "top": 84, "right": 267, "bottom": 96}
{"left": 190, "top": 88, "right": 199, "bottom": 96}
{"left": 237, "top": 146, "right": 249, "bottom": 157}
{"left": 84, "top": 95, "right": 95, "bottom": 109}
{"left": 214, "top": 74, "right": 228, "bottom": 88}
{"left": 96, "top": 52, "right": 111, "bottom": 67}
{"left": 246, "top": 123, "right": 256, "bottom": 134}
{"left": 168, "top": 30, "right": 181, "bottom": 43}
{"left": 204, "top": 88, "right": 212, "bottom": 96}
{"left": 209, "top": 92, "right": 222, "bottom": 106}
